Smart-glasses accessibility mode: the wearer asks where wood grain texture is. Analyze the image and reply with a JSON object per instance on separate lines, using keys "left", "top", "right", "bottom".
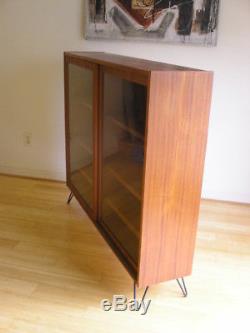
{"left": 102, "top": 64, "right": 148, "bottom": 86}
{"left": 64, "top": 52, "right": 213, "bottom": 287}
{"left": 65, "top": 52, "right": 200, "bottom": 72}
{"left": 138, "top": 71, "right": 213, "bottom": 287}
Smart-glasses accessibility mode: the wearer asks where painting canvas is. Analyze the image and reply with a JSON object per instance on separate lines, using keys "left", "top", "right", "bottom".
{"left": 85, "top": 0, "right": 220, "bottom": 46}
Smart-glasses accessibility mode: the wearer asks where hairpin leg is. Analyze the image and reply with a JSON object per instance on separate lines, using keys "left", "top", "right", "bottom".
{"left": 133, "top": 281, "right": 136, "bottom": 301}
{"left": 133, "top": 281, "right": 149, "bottom": 302}
{"left": 176, "top": 277, "right": 188, "bottom": 297}
{"left": 67, "top": 192, "right": 74, "bottom": 204}
{"left": 133, "top": 278, "right": 187, "bottom": 301}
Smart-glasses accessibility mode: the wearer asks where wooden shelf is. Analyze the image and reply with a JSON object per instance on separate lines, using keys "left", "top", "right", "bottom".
{"left": 104, "top": 189, "right": 140, "bottom": 238}
{"left": 103, "top": 152, "right": 143, "bottom": 201}
{"left": 72, "top": 163, "right": 140, "bottom": 239}
{"left": 71, "top": 164, "right": 92, "bottom": 182}
{"left": 80, "top": 142, "right": 93, "bottom": 155}
{"left": 108, "top": 115, "right": 144, "bottom": 141}
{"left": 102, "top": 197, "right": 139, "bottom": 264}
{"left": 70, "top": 164, "right": 93, "bottom": 206}
{"left": 70, "top": 136, "right": 93, "bottom": 155}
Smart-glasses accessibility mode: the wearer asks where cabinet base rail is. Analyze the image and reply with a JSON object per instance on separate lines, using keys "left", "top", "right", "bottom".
{"left": 133, "top": 278, "right": 187, "bottom": 300}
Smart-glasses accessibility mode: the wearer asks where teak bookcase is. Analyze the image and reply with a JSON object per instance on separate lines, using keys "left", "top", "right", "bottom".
{"left": 64, "top": 52, "right": 213, "bottom": 289}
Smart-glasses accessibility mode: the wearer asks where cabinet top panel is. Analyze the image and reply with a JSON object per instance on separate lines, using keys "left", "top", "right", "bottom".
{"left": 65, "top": 52, "right": 205, "bottom": 73}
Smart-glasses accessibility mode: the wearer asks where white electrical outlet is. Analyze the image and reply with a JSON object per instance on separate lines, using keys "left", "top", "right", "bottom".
{"left": 23, "top": 132, "right": 32, "bottom": 146}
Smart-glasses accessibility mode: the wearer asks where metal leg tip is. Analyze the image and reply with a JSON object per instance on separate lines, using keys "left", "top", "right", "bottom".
{"left": 67, "top": 192, "right": 74, "bottom": 204}
{"left": 133, "top": 281, "right": 149, "bottom": 302}
{"left": 176, "top": 278, "right": 188, "bottom": 297}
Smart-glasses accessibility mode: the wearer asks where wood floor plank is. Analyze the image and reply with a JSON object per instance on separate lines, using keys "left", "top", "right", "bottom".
{"left": 0, "top": 175, "right": 249, "bottom": 333}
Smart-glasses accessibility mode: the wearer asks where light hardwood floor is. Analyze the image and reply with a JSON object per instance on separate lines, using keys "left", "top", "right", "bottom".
{"left": 0, "top": 175, "right": 249, "bottom": 333}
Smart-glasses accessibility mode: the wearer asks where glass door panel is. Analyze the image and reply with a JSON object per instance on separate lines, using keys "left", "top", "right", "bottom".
{"left": 68, "top": 64, "right": 94, "bottom": 209}
{"left": 101, "top": 71, "right": 147, "bottom": 265}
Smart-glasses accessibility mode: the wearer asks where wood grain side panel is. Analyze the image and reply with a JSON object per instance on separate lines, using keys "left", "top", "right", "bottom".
{"left": 64, "top": 55, "right": 70, "bottom": 184}
{"left": 138, "top": 71, "right": 213, "bottom": 287}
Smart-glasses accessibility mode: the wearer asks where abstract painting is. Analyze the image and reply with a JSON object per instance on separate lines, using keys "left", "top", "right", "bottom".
{"left": 85, "top": 0, "right": 220, "bottom": 45}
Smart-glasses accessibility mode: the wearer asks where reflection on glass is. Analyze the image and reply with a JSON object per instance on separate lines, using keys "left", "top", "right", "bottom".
{"left": 69, "top": 64, "right": 93, "bottom": 209}
{"left": 101, "top": 72, "right": 147, "bottom": 264}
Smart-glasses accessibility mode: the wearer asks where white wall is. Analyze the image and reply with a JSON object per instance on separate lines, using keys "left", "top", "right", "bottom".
{"left": 0, "top": 0, "right": 249, "bottom": 203}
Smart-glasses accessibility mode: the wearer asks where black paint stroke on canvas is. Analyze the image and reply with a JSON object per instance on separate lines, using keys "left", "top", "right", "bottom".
{"left": 86, "top": 0, "right": 220, "bottom": 45}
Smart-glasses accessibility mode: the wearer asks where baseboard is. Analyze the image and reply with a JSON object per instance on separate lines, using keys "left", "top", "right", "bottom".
{"left": 0, "top": 164, "right": 249, "bottom": 205}
{"left": 201, "top": 198, "right": 250, "bottom": 207}
{"left": 0, "top": 164, "right": 65, "bottom": 182}
{"left": 202, "top": 190, "right": 250, "bottom": 205}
